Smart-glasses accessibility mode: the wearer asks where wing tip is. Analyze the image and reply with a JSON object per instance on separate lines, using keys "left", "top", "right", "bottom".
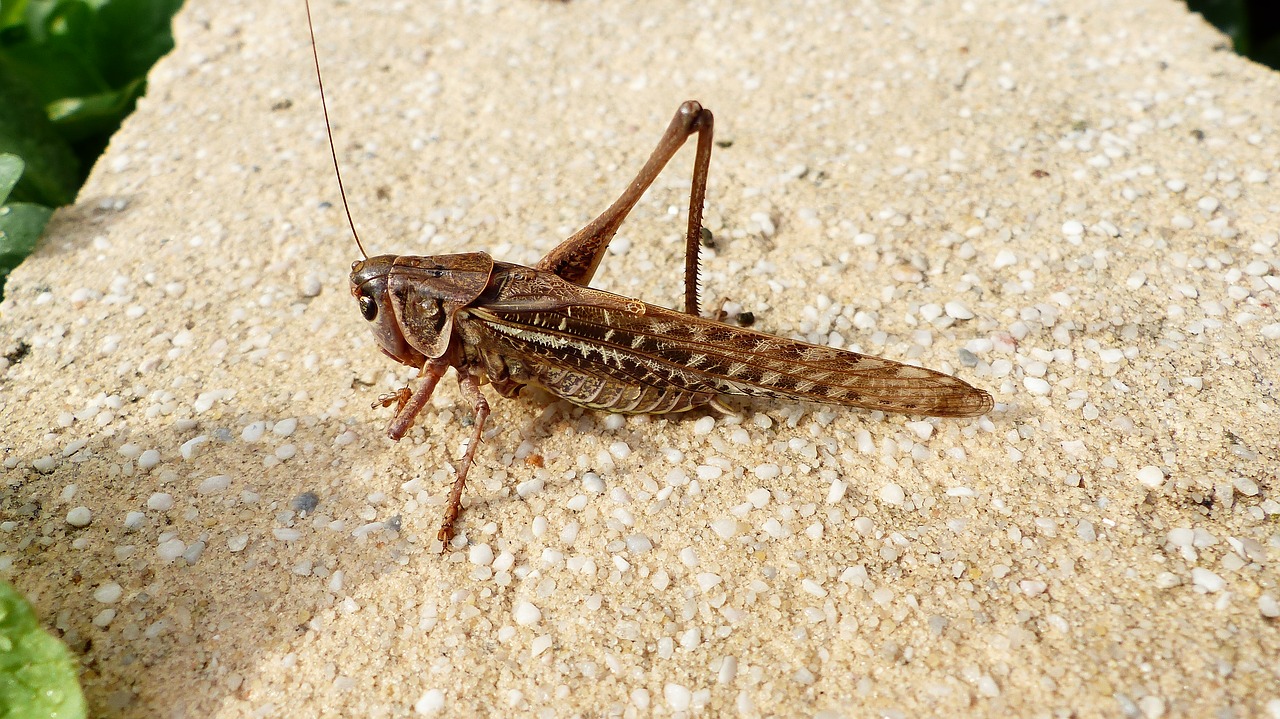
{"left": 933, "top": 386, "right": 994, "bottom": 418}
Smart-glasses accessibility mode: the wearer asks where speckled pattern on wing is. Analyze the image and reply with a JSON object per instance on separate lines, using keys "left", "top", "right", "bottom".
{"left": 464, "top": 300, "right": 993, "bottom": 417}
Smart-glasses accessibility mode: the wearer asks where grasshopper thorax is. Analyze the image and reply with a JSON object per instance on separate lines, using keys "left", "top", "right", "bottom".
{"left": 350, "top": 253, "right": 496, "bottom": 367}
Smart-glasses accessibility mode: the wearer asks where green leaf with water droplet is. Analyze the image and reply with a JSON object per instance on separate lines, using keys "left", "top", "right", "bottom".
{"left": 0, "top": 580, "right": 87, "bottom": 719}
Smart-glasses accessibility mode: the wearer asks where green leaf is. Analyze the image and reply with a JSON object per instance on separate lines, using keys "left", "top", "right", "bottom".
{"left": 0, "top": 153, "right": 54, "bottom": 294}
{"left": 0, "top": 1, "right": 106, "bottom": 106}
{"left": 47, "top": 76, "right": 145, "bottom": 142}
{"left": 0, "top": 0, "right": 32, "bottom": 28}
{"left": 0, "top": 64, "right": 79, "bottom": 206}
{"left": 0, "top": 580, "right": 87, "bottom": 719}
{"left": 0, "top": 152, "right": 23, "bottom": 199}
{"left": 94, "top": 0, "right": 184, "bottom": 85}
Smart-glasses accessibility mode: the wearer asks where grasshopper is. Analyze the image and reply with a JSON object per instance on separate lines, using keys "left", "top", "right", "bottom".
{"left": 305, "top": 2, "right": 993, "bottom": 548}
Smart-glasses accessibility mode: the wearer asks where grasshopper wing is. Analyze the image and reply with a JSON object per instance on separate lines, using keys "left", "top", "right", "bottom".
{"left": 464, "top": 281, "right": 992, "bottom": 417}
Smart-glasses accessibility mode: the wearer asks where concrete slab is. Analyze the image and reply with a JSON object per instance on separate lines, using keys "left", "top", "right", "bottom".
{"left": 2, "top": 0, "right": 1278, "bottom": 715}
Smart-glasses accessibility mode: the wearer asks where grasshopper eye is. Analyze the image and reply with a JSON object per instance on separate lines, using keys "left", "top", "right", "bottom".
{"left": 359, "top": 295, "right": 378, "bottom": 321}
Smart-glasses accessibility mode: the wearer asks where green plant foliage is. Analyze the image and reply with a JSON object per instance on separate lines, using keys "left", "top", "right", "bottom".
{"left": 0, "top": 580, "right": 87, "bottom": 719}
{"left": 0, "top": 154, "right": 53, "bottom": 294}
{"left": 1186, "top": 0, "right": 1280, "bottom": 69}
{"left": 0, "top": 0, "right": 183, "bottom": 297}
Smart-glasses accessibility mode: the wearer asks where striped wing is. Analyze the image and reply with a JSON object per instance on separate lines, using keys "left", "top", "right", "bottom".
{"left": 464, "top": 299, "right": 993, "bottom": 418}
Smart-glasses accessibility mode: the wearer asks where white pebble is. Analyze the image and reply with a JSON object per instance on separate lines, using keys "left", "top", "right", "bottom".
{"left": 692, "top": 416, "right": 715, "bottom": 435}
{"left": 241, "top": 421, "right": 267, "bottom": 442}
{"left": 696, "top": 573, "right": 722, "bottom": 592}
{"left": 625, "top": 534, "right": 653, "bottom": 553}
{"left": 414, "top": 689, "right": 445, "bottom": 715}
{"left": 137, "top": 449, "right": 161, "bottom": 470}
{"left": 273, "top": 528, "right": 302, "bottom": 541}
{"left": 147, "top": 493, "right": 174, "bottom": 511}
{"left": 1023, "top": 377, "right": 1051, "bottom": 396}
{"left": 123, "top": 511, "right": 145, "bottom": 530}
{"left": 1191, "top": 567, "right": 1225, "bottom": 593}
{"left": 179, "top": 435, "right": 207, "bottom": 460}
{"left": 752, "top": 463, "right": 780, "bottom": 480}
{"left": 66, "top": 507, "right": 92, "bottom": 527}
{"left": 1233, "top": 477, "right": 1258, "bottom": 496}
{"left": 879, "top": 483, "right": 905, "bottom": 506}
{"left": 517, "top": 478, "right": 545, "bottom": 498}
{"left": 582, "top": 472, "right": 604, "bottom": 493}
{"left": 826, "top": 480, "right": 847, "bottom": 504}
{"left": 664, "top": 684, "right": 692, "bottom": 711}
{"left": 530, "top": 635, "right": 553, "bottom": 657}
{"left": 696, "top": 465, "right": 723, "bottom": 480}
{"left": 273, "top": 418, "right": 298, "bottom": 437}
{"left": 513, "top": 600, "right": 541, "bottom": 626}
{"left": 469, "top": 544, "right": 494, "bottom": 566}
{"left": 944, "top": 301, "right": 974, "bottom": 320}
{"left": 1097, "top": 348, "right": 1125, "bottom": 364}
{"left": 719, "top": 656, "right": 738, "bottom": 684}
{"left": 992, "top": 249, "right": 1017, "bottom": 269}
{"left": 1061, "top": 220, "right": 1084, "bottom": 236}
{"left": 680, "top": 547, "right": 699, "bottom": 567}
{"left": 710, "top": 518, "right": 739, "bottom": 539}
{"left": 801, "top": 579, "right": 827, "bottom": 597}
{"left": 762, "top": 518, "right": 786, "bottom": 538}
{"left": 197, "top": 475, "right": 231, "bottom": 494}
{"left": 301, "top": 276, "right": 322, "bottom": 298}
{"left": 1167, "top": 528, "right": 1194, "bottom": 547}
{"left": 1196, "top": 196, "right": 1219, "bottom": 213}
{"left": 1258, "top": 594, "right": 1279, "bottom": 618}
{"left": 1019, "top": 580, "right": 1047, "bottom": 596}
{"left": 93, "top": 582, "right": 123, "bottom": 603}
{"left": 905, "top": 421, "right": 934, "bottom": 440}
{"left": 1245, "top": 260, "right": 1272, "bottom": 276}
{"left": 157, "top": 538, "right": 186, "bottom": 562}
{"left": 1136, "top": 466, "right": 1164, "bottom": 489}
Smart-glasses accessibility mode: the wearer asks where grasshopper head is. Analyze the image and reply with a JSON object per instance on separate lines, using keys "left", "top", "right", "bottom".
{"left": 350, "top": 256, "right": 429, "bottom": 368}
{"left": 350, "top": 252, "right": 494, "bottom": 367}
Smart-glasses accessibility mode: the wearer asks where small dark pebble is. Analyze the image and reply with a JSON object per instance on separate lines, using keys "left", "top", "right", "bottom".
{"left": 385, "top": 515, "right": 402, "bottom": 533}
{"left": 290, "top": 491, "right": 320, "bottom": 513}
{"left": 699, "top": 227, "right": 716, "bottom": 248}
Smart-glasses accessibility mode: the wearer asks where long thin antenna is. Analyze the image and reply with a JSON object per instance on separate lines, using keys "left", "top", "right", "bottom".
{"left": 304, "top": 0, "right": 368, "bottom": 259}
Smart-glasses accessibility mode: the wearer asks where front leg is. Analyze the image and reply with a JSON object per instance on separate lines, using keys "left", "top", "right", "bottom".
{"left": 437, "top": 369, "right": 491, "bottom": 550}
{"left": 384, "top": 358, "right": 450, "bottom": 441}
{"left": 536, "top": 101, "right": 715, "bottom": 317}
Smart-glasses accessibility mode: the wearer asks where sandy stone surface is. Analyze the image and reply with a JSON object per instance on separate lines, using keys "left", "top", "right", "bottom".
{"left": 3, "top": 0, "right": 1279, "bottom": 716}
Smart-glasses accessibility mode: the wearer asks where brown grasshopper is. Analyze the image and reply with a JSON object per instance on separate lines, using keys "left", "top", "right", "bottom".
{"left": 305, "top": 2, "right": 993, "bottom": 549}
